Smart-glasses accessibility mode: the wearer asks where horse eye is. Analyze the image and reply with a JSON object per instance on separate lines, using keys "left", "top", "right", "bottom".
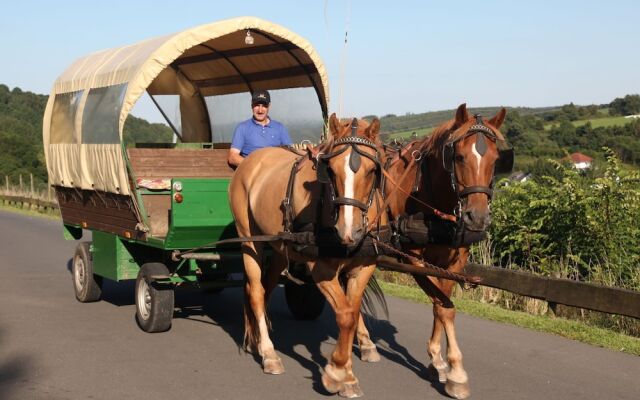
{"left": 455, "top": 154, "right": 464, "bottom": 163}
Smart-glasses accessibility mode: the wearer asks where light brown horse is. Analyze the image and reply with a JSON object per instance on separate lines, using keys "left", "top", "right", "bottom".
{"left": 380, "top": 104, "right": 509, "bottom": 399}
{"left": 228, "top": 114, "right": 387, "bottom": 398}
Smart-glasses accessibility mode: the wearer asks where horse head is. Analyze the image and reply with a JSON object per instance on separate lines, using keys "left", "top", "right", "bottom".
{"left": 428, "top": 104, "right": 512, "bottom": 232}
{"left": 316, "top": 113, "right": 383, "bottom": 245}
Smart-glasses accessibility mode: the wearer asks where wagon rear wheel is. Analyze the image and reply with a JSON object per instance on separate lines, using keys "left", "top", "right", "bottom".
{"left": 284, "top": 264, "right": 325, "bottom": 320}
{"left": 135, "top": 263, "right": 174, "bottom": 333}
{"left": 72, "top": 242, "right": 102, "bottom": 302}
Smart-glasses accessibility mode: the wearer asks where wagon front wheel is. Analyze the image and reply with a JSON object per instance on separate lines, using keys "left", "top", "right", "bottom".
{"left": 135, "top": 263, "right": 174, "bottom": 333}
{"left": 284, "top": 264, "right": 325, "bottom": 320}
{"left": 72, "top": 242, "right": 102, "bottom": 302}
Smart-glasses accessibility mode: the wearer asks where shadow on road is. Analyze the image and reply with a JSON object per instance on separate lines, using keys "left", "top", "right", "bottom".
{"left": 172, "top": 286, "right": 440, "bottom": 396}
{"left": 63, "top": 258, "right": 441, "bottom": 395}
{"left": 0, "top": 329, "right": 34, "bottom": 400}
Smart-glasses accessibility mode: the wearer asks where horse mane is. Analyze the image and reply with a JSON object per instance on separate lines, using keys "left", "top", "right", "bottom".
{"left": 423, "top": 119, "right": 456, "bottom": 157}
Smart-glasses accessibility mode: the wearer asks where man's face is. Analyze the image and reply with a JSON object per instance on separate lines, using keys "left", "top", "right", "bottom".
{"left": 252, "top": 103, "right": 269, "bottom": 122}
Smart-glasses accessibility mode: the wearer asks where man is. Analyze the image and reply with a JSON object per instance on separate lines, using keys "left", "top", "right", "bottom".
{"left": 228, "top": 90, "right": 292, "bottom": 167}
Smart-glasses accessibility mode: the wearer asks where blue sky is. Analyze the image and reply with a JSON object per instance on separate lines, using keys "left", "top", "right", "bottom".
{"left": 1, "top": 0, "right": 638, "bottom": 121}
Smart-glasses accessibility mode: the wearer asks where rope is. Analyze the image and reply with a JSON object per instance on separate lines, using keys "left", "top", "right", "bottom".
{"left": 372, "top": 238, "right": 479, "bottom": 285}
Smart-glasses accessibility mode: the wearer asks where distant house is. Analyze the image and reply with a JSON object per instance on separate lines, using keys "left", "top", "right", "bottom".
{"left": 508, "top": 171, "right": 531, "bottom": 182}
{"left": 566, "top": 152, "right": 593, "bottom": 170}
{"left": 624, "top": 114, "right": 640, "bottom": 119}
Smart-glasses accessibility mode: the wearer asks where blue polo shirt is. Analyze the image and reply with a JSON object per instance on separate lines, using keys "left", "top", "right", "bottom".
{"left": 230, "top": 118, "right": 292, "bottom": 157}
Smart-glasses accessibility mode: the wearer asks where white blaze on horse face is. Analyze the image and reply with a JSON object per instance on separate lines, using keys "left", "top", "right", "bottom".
{"left": 343, "top": 152, "right": 355, "bottom": 235}
{"left": 471, "top": 141, "right": 483, "bottom": 176}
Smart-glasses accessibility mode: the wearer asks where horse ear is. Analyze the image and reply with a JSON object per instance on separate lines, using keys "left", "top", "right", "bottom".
{"left": 488, "top": 108, "right": 507, "bottom": 129}
{"left": 329, "top": 113, "right": 340, "bottom": 136}
{"left": 365, "top": 117, "right": 380, "bottom": 140}
{"left": 453, "top": 103, "right": 470, "bottom": 128}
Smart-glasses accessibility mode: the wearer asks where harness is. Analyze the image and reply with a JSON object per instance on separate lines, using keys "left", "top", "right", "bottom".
{"left": 280, "top": 118, "right": 389, "bottom": 258}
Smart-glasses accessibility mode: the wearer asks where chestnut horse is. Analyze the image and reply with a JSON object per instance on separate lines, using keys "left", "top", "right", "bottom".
{"left": 379, "top": 104, "right": 511, "bottom": 399}
{"left": 228, "top": 114, "right": 387, "bottom": 398}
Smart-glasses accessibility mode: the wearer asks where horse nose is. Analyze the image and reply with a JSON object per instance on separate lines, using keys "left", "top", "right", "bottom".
{"left": 463, "top": 209, "right": 491, "bottom": 231}
{"left": 337, "top": 226, "right": 364, "bottom": 245}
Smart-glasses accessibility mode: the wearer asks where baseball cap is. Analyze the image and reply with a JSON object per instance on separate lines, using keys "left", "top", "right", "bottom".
{"left": 251, "top": 90, "right": 270, "bottom": 106}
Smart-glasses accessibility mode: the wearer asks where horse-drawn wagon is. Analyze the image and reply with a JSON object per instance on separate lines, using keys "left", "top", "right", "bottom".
{"left": 43, "top": 17, "right": 329, "bottom": 332}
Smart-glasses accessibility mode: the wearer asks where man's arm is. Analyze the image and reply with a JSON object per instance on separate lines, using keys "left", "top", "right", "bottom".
{"left": 228, "top": 148, "right": 244, "bottom": 167}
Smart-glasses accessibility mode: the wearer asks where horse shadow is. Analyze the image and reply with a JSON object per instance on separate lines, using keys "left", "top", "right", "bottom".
{"left": 64, "top": 259, "right": 446, "bottom": 395}
{"left": 173, "top": 286, "right": 447, "bottom": 396}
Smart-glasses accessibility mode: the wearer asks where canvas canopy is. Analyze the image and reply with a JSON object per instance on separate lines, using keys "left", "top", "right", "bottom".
{"left": 43, "top": 16, "right": 329, "bottom": 195}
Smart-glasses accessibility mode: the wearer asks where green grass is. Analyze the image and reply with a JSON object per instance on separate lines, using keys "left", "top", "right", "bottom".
{"left": 386, "top": 126, "right": 434, "bottom": 140}
{"left": 379, "top": 280, "right": 640, "bottom": 356}
{"left": 0, "top": 201, "right": 60, "bottom": 220}
{"left": 544, "top": 115, "right": 634, "bottom": 130}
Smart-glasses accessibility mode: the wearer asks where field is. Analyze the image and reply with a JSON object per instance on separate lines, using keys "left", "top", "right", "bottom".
{"left": 544, "top": 115, "right": 635, "bottom": 130}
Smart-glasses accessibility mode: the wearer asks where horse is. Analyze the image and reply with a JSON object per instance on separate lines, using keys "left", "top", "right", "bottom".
{"left": 379, "top": 104, "right": 511, "bottom": 399}
{"left": 228, "top": 113, "right": 387, "bottom": 398}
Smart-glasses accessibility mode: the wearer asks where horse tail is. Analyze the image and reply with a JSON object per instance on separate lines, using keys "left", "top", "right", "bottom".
{"left": 361, "top": 275, "right": 389, "bottom": 320}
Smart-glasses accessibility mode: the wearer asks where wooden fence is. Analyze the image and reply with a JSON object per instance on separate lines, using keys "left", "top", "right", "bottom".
{"left": 2, "top": 189, "right": 638, "bottom": 319}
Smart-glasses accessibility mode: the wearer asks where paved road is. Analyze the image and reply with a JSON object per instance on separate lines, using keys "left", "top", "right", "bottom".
{"left": 1, "top": 209, "right": 638, "bottom": 400}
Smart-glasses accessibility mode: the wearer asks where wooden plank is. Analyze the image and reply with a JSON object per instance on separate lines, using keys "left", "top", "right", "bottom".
{"left": 465, "top": 263, "right": 640, "bottom": 319}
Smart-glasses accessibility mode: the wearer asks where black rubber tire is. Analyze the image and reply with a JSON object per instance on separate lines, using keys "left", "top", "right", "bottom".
{"left": 135, "top": 263, "right": 174, "bottom": 333}
{"left": 284, "top": 266, "right": 326, "bottom": 320}
{"left": 72, "top": 242, "right": 102, "bottom": 302}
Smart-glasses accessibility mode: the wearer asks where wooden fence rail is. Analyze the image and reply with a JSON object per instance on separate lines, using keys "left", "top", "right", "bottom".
{"left": 0, "top": 193, "right": 58, "bottom": 211}
{"left": 464, "top": 263, "right": 640, "bottom": 319}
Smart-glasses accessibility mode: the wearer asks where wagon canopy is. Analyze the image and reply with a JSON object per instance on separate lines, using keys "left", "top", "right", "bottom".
{"left": 43, "top": 16, "right": 329, "bottom": 195}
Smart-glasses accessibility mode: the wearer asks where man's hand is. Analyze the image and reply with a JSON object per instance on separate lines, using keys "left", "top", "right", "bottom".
{"left": 228, "top": 148, "right": 244, "bottom": 167}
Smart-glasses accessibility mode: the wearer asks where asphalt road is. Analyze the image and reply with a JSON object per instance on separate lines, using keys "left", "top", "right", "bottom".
{"left": 1, "top": 209, "right": 638, "bottom": 400}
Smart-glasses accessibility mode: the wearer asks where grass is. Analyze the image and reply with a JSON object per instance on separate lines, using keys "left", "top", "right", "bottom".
{"left": 0, "top": 199, "right": 60, "bottom": 219}
{"left": 544, "top": 115, "right": 634, "bottom": 130}
{"left": 386, "top": 126, "right": 434, "bottom": 140}
{"left": 378, "top": 280, "right": 640, "bottom": 356}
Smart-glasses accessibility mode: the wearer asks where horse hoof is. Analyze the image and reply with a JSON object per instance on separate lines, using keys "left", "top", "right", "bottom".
{"left": 321, "top": 373, "right": 363, "bottom": 398}
{"left": 360, "top": 345, "right": 381, "bottom": 363}
{"left": 428, "top": 363, "right": 448, "bottom": 384}
{"left": 339, "top": 382, "right": 364, "bottom": 398}
{"left": 445, "top": 379, "right": 471, "bottom": 399}
{"left": 262, "top": 357, "right": 285, "bottom": 375}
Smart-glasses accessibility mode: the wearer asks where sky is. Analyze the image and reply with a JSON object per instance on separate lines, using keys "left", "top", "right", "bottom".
{"left": 1, "top": 0, "right": 639, "bottom": 122}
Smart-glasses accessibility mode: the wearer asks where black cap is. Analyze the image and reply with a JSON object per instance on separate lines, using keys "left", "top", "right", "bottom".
{"left": 251, "top": 90, "right": 270, "bottom": 106}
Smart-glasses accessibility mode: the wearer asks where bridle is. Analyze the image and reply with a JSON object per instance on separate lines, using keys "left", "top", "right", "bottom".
{"left": 316, "top": 118, "right": 384, "bottom": 226}
{"left": 442, "top": 114, "right": 514, "bottom": 220}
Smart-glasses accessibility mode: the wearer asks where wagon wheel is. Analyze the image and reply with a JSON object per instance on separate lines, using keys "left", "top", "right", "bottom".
{"left": 284, "top": 263, "right": 325, "bottom": 320}
{"left": 135, "top": 263, "right": 175, "bottom": 333}
{"left": 72, "top": 242, "right": 103, "bottom": 302}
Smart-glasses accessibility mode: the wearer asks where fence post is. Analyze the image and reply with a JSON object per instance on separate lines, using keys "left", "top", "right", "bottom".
{"left": 30, "top": 174, "right": 34, "bottom": 198}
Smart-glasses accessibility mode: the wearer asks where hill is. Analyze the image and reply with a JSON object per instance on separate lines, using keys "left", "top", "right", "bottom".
{"left": 0, "top": 84, "right": 173, "bottom": 189}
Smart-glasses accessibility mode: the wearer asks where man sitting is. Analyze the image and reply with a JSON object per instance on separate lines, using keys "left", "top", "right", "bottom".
{"left": 227, "top": 90, "right": 292, "bottom": 167}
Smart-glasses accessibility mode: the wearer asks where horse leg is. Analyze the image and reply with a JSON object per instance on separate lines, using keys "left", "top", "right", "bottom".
{"left": 356, "top": 313, "right": 380, "bottom": 363}
{"left": 434, "top": 278, "right": 470, "bottom": 399}
{"left": 242, "top": 242, "right": 284, "bottom": 375}
{"left": 312, "top": 262, "right": 370, "bottom": 398}
{"left": 413, "top": 275, "right": 449, "bottom": 383}
{"left": 263, "top": 250, "right": 287, "bottom": 302}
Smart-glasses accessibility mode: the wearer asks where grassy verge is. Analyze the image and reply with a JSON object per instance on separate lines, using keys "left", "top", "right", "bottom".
{"left": 379, "top": 280, "right": 640, "bottom": 356}
{"left": 0, "top": 201, "right": 60, "bottom": 220}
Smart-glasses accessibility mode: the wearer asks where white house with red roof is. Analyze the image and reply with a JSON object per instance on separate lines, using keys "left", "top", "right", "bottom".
{"left": 567, "top": 152, "right": 593, "bottom": 170}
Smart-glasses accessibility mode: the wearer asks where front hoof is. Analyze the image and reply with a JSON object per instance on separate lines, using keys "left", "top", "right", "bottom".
{"left": 321, "top": 373, "right": 363, "bottom": 398}
{"left": 360, "top": 345, "right": 381, "bottom": 363}
{"left": 339, "top": 382, "right": 364, "bottom": 398}
{"left": 428, "top": 363, "right": 449, "bottom": 383}
{"left": 262, "top": 357, "right": 285, "bottom": 375}
{"left": 445, "top": 379, "right": 471, "bottom": 399}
